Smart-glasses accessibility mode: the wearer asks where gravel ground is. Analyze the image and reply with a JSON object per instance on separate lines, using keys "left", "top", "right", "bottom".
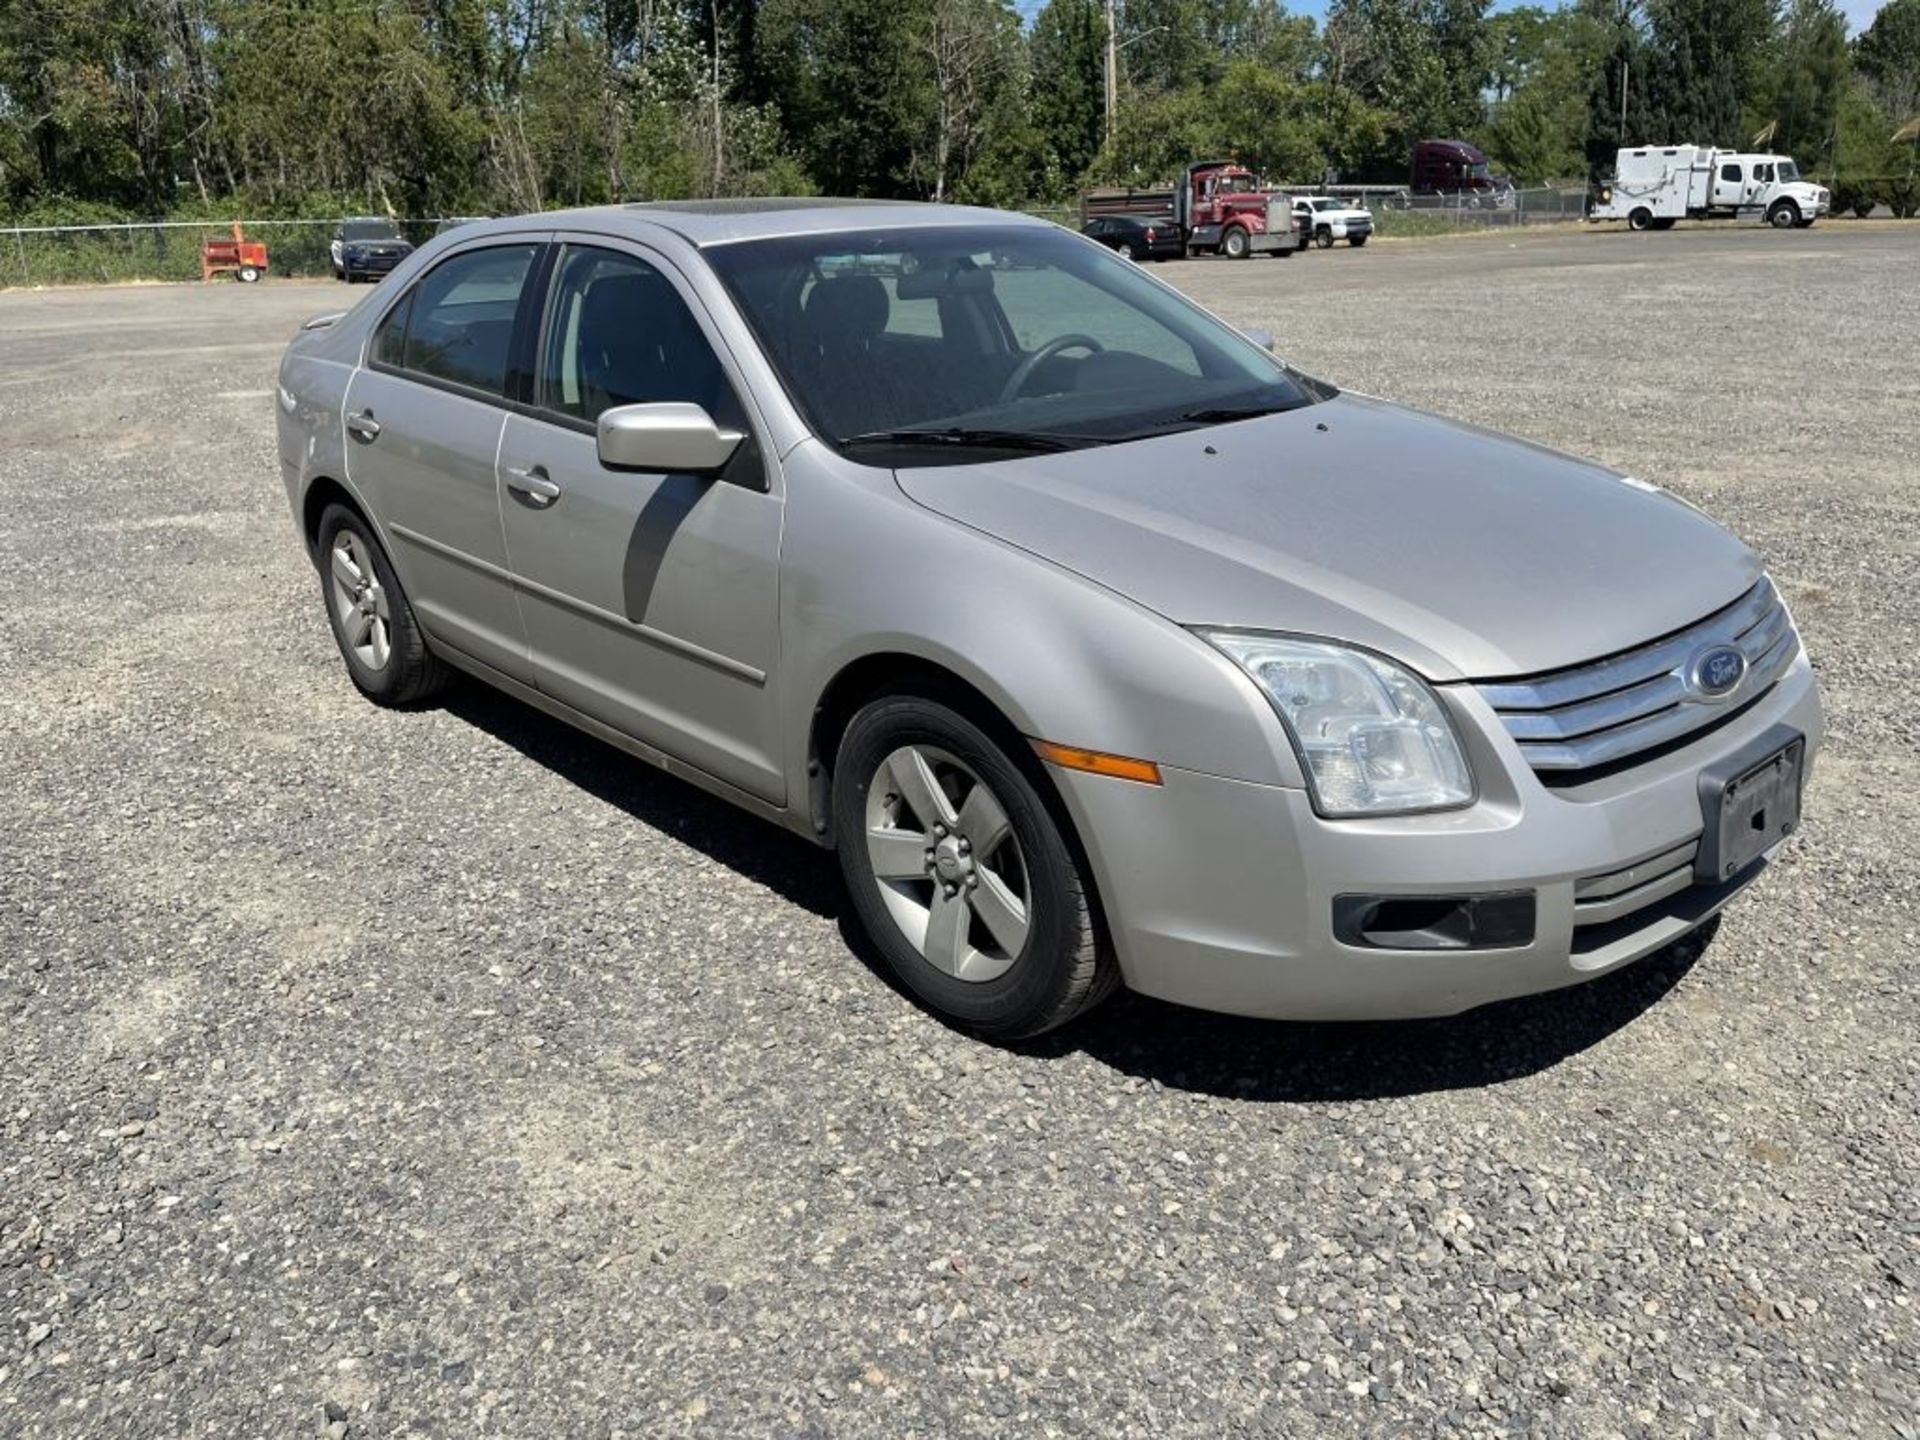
{"left": 2, "top": 225, "right": 1916, "bottom": 1439}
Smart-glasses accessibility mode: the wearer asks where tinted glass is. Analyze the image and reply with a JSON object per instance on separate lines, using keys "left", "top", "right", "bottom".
{"left": 342, "top": 220, "right": 401, "bottom": 242}
{"left": 707, "top": 224, "right": 1320, "bottom": 465}
{"left": 1722, "top": 164, "right": 1742, "bottom": 182}
{"left": 398, "top": 244, "right": 536, "bottom": 395}
{"left": 371, "top": 291, "right": 412, "bottom": 369}
{"left": 537, "top": 246, "right": 742, "bottom": 426}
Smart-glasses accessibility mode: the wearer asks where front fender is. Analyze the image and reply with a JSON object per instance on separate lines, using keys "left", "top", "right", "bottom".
{"left": 777, "top": 443, "right": 1305, "bottom": 831}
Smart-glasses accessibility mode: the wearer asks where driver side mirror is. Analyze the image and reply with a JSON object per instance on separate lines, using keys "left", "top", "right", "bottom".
{"left": 597, "top": 402, "right": 744, "bottom": 476}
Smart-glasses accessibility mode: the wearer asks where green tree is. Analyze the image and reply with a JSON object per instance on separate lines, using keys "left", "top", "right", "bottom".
{"left": 1750, "top": 0, "right": 1850, "bottom": 167}
{"left": 1855, "top": 0, "right": 1920, "bottom": 123}
{"left": 1030, "top": 0, "right": 1106, "bottom": 189}
{"left": 1638, "top": 0, "right": 1776, "bottom": 148}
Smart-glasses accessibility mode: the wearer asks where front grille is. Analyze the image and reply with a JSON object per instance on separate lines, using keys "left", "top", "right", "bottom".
{"left": 1478, "top": 578, "right": 1797, "bottom": 778}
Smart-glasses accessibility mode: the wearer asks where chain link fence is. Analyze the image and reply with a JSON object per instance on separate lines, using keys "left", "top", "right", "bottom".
{"left": 0, "top": 217, "right": 450, "bottom": 287}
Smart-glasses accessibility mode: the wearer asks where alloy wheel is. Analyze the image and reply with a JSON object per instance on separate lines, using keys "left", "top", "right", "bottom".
{"left": 329, "top": 530, "right": 392, "bottom": 671}
{"left": 864, "top": 744, "right": 1031, "bottom": 983}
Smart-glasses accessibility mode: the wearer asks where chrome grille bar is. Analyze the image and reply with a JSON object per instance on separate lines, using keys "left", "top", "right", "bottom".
{"left": 1477, "top": 579, "right": 1798, "bottom": 775}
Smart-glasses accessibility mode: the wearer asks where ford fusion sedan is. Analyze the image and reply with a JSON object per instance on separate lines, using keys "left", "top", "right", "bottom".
{"left": 276, "top": 200, "right": 1819, "bottom": 1040}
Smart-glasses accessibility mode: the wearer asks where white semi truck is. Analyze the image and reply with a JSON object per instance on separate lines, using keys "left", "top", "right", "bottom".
{"left": 1589, "top": 145, "right": 1830, "bottom": 231}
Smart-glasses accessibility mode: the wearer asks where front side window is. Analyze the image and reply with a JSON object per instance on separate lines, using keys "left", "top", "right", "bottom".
{"left": 381, "top": 244, "right": 536, "bottom": 396}
{"left": 707, "top": 223, "right": 1323, "bottom": 466}
{"left": 536, "top": 246, "right": 743, "bottom": 426}
{"left": 1777, "top": 160, "right": 1799, "bottom": 182}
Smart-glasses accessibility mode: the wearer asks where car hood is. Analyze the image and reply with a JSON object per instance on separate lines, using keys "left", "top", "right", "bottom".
{"left": 893, "top": 392, "right": 1761, "bottom": 682}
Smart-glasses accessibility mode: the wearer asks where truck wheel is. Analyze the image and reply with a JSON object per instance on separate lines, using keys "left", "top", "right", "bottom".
{"left": 1628, "top": 207, "right": 1654, "bottom": 232}
{"left": 1650, "top": 217, "right": 1677, "bottom": 231}
{"left": 1767, "top": 201, "right": 1799, "bottom": 229}
{"left": 1315, "top": 225, "right": 1335, "bottom": 249}
{"left": 1349, "top": 234, "right": 1368, "bottom": 247}
{"left": 1221, "top": 227, "right": 1250, "bottom": 260}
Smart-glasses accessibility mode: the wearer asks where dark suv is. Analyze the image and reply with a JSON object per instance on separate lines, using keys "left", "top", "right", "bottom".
{"left": 330, "top": 218, "right": 414, "bottom": 283}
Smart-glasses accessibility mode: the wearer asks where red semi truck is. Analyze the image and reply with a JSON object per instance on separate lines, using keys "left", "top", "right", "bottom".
{"left": 1081, "top": 160, "right": 1304, "bottom": 258}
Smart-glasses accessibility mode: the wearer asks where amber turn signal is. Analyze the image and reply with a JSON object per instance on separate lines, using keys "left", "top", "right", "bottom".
{"left": 1029, "top": 740, "right": 1163, "bottom": 786}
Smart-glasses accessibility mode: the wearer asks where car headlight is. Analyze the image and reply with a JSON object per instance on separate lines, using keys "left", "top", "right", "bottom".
{"left": 1202, "top": 632, "right": 1475, "bottom": 817}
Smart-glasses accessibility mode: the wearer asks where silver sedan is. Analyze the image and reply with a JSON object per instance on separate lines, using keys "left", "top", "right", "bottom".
{"left": 276, "top": 200, "right": 1820, "bottom": 1039}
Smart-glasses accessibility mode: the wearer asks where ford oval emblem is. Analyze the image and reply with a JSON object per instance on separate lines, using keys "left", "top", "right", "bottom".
{"left": 1688, "top": 644, "right": 1747, "bottom": 700}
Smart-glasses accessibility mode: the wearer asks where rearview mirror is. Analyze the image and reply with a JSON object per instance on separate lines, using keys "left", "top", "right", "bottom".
{"left": 597, "top": 402, "right": 744, "bottom": 475}
{"left": 1240, "top": 327, "right": 1277, "bottom": 353}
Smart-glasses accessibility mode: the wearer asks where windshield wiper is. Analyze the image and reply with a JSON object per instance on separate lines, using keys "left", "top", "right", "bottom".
{"left": 839, "top": 426, "right": 1103, "bottom": 454}
{"left": 1178, "top": 403, "right": 1296, "bottom": 424}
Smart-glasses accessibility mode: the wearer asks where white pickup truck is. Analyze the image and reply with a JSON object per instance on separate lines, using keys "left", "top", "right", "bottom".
{"left": 1292, "top": 196, "right": 1374, "bottom": 249}
{"left": 1590, "top": 146, "right": 1830, "bottom": 231}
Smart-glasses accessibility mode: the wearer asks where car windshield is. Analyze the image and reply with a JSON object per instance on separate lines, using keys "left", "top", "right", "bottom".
{"left": 1776, "top": 161, "right": 1799, "bottom": 182}
{"left": 1216, "top": 175, "right": 1255, "bottom": 194}
{"left": 706, "top": 224, "right": 1324, "bottom": 467}
{"left": 343, "top": 220, "right": 401, "bottom": 242}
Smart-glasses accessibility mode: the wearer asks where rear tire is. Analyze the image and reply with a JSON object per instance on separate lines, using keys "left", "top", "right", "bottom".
{"left": 1628, "top": 207, "right": 1654, "bottom": 232}
{"left": 315, "top": 504, "right": 450, "bottom": 707}
{"left": 832, "top": 694, "right": 1116, "bottom": 1040}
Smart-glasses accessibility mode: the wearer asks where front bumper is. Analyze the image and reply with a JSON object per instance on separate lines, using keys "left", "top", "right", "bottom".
{"left": 1052, "top": 653, "right": 1822, "bottom": 1020}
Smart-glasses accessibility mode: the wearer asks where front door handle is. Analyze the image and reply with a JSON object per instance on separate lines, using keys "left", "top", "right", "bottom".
{"left": 346, "top": 409, "right": 381, "bottom": 443}
{"left": 506, "top": 464, "right": 561, "bottom": 508}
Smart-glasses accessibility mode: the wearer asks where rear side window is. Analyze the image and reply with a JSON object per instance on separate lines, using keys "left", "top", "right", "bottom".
{"left": 379, "top": 244, "right": 537, "bottom": 396}
{"left": 1721, "top": 163, "right": 1743, "bottom": 182}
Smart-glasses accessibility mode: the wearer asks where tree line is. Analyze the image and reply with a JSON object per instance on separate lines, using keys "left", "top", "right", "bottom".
{"left": 3, "top": 0, "right": 1918, "bottom": 224}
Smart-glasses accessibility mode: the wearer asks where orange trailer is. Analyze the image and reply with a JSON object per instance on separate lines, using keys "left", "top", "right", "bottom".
{"left": 201, "top": 223, "right": 268, "bottom": 283}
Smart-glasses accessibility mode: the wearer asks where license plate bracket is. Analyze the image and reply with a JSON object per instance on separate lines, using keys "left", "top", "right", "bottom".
{"left": 1696, "top": 724, "right": 1805, "bottom": 883}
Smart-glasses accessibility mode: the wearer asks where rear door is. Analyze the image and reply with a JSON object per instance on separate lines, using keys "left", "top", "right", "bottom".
{"left": 495, "top": 238, "right": 786, "bottom": 802}
{"left": 342, "top": 239, "right": 544, "bottom": 681}
{"left": 1713, "top": 160, "right": 1745, "bottom": 210}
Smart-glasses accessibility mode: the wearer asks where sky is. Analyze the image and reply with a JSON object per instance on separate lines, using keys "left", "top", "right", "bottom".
{"left": 1012, "top": 1, "right": 1889, "bottom": 33}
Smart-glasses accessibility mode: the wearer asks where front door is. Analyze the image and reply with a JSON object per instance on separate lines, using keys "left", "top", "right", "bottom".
{"left": 496, "top": 241, "right": 786, "bottom": 803}
{"left": 343, "top": 241, "right": 542, "bottom": 681}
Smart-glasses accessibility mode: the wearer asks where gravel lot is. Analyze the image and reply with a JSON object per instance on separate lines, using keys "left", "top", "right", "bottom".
{"left": 3, "top": 224, "right": 1916, "bottom": 1439}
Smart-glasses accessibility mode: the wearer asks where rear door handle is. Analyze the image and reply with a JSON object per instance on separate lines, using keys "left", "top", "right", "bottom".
{"left": 346, "top": 409, "right": 381, "bottom": 443}
{"left": 505, "top": 464, "right": 561, "bottom": 508}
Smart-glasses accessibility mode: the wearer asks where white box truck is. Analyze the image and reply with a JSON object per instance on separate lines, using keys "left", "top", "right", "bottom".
{"left": 1589, "top": 146, "right": 1830, "bottom": 231}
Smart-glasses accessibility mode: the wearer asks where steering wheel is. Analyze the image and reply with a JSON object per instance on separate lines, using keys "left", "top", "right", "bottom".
{"left": 998, "top": 333, "right": 1105, "bottom": 404}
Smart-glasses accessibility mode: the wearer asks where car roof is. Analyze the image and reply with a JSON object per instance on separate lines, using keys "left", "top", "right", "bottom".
{"left": 449, "top": 198, "right": 1054, "bottom": 248}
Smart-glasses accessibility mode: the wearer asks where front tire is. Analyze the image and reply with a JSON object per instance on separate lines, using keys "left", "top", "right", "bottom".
{"left": 833, "top": 695, "right": 1115, "bottom": 1040}
{"left": 1628, "top": 207, "right": 1654, "bottom": 232}
{"left": 1767, "top": 201, "right": 1799, "bottom": 229}
{"left": 1221, "top": 227, "right": 1250, "bottom": 260}
{"left": 1349, "top": 234, "right": 1368, "bottom": 247}
{"left": 1315, "top": 225, "right": 1335, "bottom": 249}
{"left": 315, "top": 504, "right": 450, "bottom": 707}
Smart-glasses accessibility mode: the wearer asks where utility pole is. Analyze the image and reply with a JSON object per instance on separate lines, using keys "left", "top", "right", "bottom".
{"left": 1620, "top": 57, "right": 1630, "bottom": 141}
{"left": 1105, "top": 0, "right": 1118, "bottom": 149}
